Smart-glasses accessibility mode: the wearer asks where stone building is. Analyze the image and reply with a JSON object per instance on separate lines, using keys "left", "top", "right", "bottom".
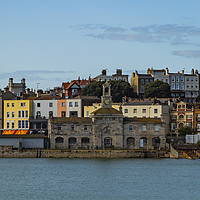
{"left": 8, "top": 78, "right": 26, "bottom": 97}
{"left": 93, "top": 69, "right": 128, "bottom": 82}
{"left": 49, "top": 82, "right": 166, "bottom": 150}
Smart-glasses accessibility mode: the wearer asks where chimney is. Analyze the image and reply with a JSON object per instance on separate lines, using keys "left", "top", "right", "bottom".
{"left": 195, "top": 70, "right": 198, "bottom": 75}
{"left": 165, "top": 68, "right": 169, "bottom": 75}
{"left": 116, "top": 69, "right": 122, "bottom": 75}
{"left": 26, "top": 88, "right": 30, "bottom": 94}
{"left": 191, "top": 69, "right": 194, "bottom": 75}
{"left": 102, "top": 69, "right": 107, "bottom": 75}
{"left": 4, "top": 87, "right": 9, "bottom": 93}
{"left": 37, "top": 90, "right": 43, "bottom": 97}
{"left": 181, "top": 70, "right": 184, "bottom": 74}
{"left": 21, "top": 78, "right": 25, "bottom": 85}
{"left": 9, "top": 78, "right": 13, "bottom": 86}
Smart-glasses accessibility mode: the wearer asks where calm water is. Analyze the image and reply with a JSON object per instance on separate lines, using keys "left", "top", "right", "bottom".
{"left": 0, "top": 158, "right": 200, "bottom": 200}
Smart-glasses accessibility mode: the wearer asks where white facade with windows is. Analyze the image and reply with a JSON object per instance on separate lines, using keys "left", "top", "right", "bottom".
{"left": 33, "top": 100, "right": 58, "bottom": 118}
{"left": 66, "top": 99, "right": 82, "bottom": 117}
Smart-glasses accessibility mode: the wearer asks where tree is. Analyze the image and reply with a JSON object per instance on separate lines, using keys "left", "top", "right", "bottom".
{"left": 144, "top": 80, "right": 171, "bottom": 98}
{"left": 81, "top": 80, "right": 137, "bottom": 102}
{"left": 178, "top": 126, "right": 193, "bottom": 136}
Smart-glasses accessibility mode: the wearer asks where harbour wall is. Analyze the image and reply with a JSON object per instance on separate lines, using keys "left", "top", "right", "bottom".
{"left": 0, "top": 148, "right": 170, "bottom": 158}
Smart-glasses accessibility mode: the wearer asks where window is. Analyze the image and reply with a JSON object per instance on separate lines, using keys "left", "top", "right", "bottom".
{"left": 187, "top": 84, "right": 189, "bottom": 88}
{"left": 145, "top": 79, "right": 149, "bottom": 84}
{"left": 196, "top": 78, "right": 198, "bottom": 82}
{"left": 71, "top": 125, "right": 74, "bottom": 131}
{"left": 176, "top": 83, "right": 179, "bottom": 90}
{"left": 18, "top": 111, "right": 21, "bottom": 118}
{"left": 62, "top": 102, "right": 65, "bottom": 107}
{"left": 187, "top": 77, "right": 189, "bottom": 82}
{"left": 11, "top": 121, "right": 14, "bottom": 129}
{"left": 24, "top": 103, "right": 26, "bottom": 107}
{"left": 26, "top": 121, "right": 28, "bottom": 129}
{"left": 141, "top": 85, "right": 144, "bottom": 92}
{"left": 58, "top": 125, "right": 61, "bottom": 131}
{"left": 142, "top": 109, "right": 146, "bottom": 113}
{"left": 7, "top": 103, "right": 9, "bottom": 107}
{"left": 141, "top": 79, "right": 144, "bottom": 84}
{"left": 22, "top": 120, "right": 25, "bottom": 128}
{"left": 6, "top": 121, "right": 9, "bottom": 129}
{"left": 196, "top": 84, "right": 198, "bottom": 88}
{"left": 154, "top": 109, "right": 158, "bottom": 114}
{"left": 181, "top": 76, "right": 184, "bottom": 82}
{"left": 18, "top": 121, "right": 21, "bottom": 129}
{"left": 12, "top": 103, "right": 14, "bottom": 107}
{"left": 166, "top": 79, "right": 168, "bottom": 83}
{"left": 12, "top": 112, "right": 14, "bottom": 118}
{"left": 75, "top": 102, "right": 78, "bottom": 107}
{"left": 171, "top": 83, "right": 175, "bottom": 90}
{"left": 22, "top": 111, "right": 24, "bottom": 118}
{"left": 133, "top": 109, "right": 137, "bottom": 113}
{"left": 61, "top": 111, "right": 66, "bottom": 117}
{"left": 154, "top": 125, "right": 159, "bottom": 132}
{"left": 25, "top": 111, "right": 28, "bottom": 117}
{"left": 191, "top": 78, "right": 193, "bottom": 82}
{"left": 37, "top": 103, "right": 41, "bottom": 107}
{"left": 84, "top": 125, "right": 87, "bottom": 131}
{"left": 181, "top": 83, "right": 184, "bottom": 90}
{"left": 129, "top": 125, "right": 133, "bottom": 131}
{"left": 176, "top": 76, "right": 179, "bottom": 82}
{"left": 191, "top": 84, "right": 194, "bottom": 88}
{"left": 124, "top": 109, "right": 128, "bottom": 113}
{"left": 142, "top": 125, "right": 146, "bottom": 131}
{"left": 6, "top": 112, "right": 9, "bottom": 118}
{"left": 69, "top": 102, "right": 73, "bottom": 107}
{"left": 171, "top": 76, "right": 175, "bottom": 82}
{"left": 49, "top": 102, "right": 53, "bottom": 107}
{"left": 86, "top": 111, "right": 89, "bottom": 117}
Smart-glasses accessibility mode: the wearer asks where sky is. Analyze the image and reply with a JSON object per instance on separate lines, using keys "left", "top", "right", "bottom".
{"left": 0, "top": 0, "right": 200, "bottom": 90}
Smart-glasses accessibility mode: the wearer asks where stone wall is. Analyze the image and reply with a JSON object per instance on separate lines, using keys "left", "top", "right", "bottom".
{"left": 0, "top": 149, "right": 169, "bottom": 158}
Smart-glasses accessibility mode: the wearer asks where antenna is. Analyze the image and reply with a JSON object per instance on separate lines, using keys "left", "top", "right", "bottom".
{"left": 36, "top": 83, "right": 40, "bottom": 91}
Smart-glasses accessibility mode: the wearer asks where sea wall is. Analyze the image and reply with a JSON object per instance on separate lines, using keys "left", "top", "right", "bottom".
{"left": 0, "top": 148, "right": 170, "bottom": 158}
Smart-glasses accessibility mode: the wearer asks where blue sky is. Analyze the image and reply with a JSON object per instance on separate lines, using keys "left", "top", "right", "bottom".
{"left": 0, "top": 0, "right": 200, "bottom": 90}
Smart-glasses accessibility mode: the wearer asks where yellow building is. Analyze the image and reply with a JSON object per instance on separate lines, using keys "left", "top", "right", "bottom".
{"left": 84, "top": 103, "right": 121, "bottom": 117}
{"left": 4, "top": 100, "right": 33, "bottom": 130}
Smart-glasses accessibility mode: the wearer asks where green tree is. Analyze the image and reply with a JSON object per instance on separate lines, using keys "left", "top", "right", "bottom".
{"left": 178, "top": 126, "right": 193, "bottom": 136}
{"left": 144, "top": 80, "right": 171, "bottom": 98}
{"left": 81, "top": 80, "right": 137, "bottom": 102}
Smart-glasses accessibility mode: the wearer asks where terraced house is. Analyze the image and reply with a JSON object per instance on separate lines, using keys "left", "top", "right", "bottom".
{"left": 3, "top": 99, "right": 33, "bottom": 133}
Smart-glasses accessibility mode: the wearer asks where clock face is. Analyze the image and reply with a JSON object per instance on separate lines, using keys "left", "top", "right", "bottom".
{"left": 104, "top": 99, "right": 111, "bottom": 105}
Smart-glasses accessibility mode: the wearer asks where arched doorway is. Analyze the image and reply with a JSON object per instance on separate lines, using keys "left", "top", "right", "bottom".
{"left": 126, "top": 137, "right": 135, "bottom": 149}
{"left": 139, "top": 137, "right": 147, "bottom": 148}
{"left": 152, "top": 137, "right": 160, "bottom": 149}
{"left": 68, "top": 137, "right": 77, "bottom": 149}
{"left": 81, "top": 137, "right": 90, "bottom": 149}
{"left": 55, "top": 137, "right": 64, "bottom": 149}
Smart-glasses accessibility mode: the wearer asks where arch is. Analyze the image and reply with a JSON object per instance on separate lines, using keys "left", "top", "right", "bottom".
{"left": 55, "top": 137, "right": 63, "bottom": 143}
{"left": 179, "top": 123, "right": 184, "bottom": 128}
{"left": 68, "top": 137, "right": 77, "bottom": 144}
{"left": 152, "top": 137, "right": 160, "bottom": 149}
{"left": 139, "top": 137, "right": 147, "bottom": 148}
{"left": 179, "top": 114, "right": 184, "bottom": 119}
{"left": 126, "top": 137, "right": 135, "bottom": 149}
{"left": 81, "top": 137, "right": 90, "bottom": 144}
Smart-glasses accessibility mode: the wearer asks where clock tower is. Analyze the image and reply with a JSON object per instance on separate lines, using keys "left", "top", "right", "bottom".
{"left": 101, "top": 82, "right": 112, "bottom": 108}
